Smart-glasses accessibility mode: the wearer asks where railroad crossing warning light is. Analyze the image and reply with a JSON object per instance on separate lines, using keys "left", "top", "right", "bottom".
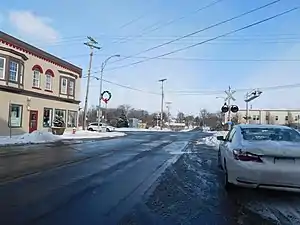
{"left": 230, "top": 105, "right": 239, "bottom": 113}
{"left": 221, "top": 103, "right": 229, "bottom": 113}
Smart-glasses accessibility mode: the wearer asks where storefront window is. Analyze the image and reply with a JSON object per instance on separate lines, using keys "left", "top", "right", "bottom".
{"left": 9, "top": 104, "right": 23, "bottom": 127}
{"left": 54, "top": 109, "right": 66, "bottom": 127}
{"left": 43, "top": 108, "right": 53, "bottom": 127}
{"left": 67, "top": 110, "right": 77, "bottom": 127}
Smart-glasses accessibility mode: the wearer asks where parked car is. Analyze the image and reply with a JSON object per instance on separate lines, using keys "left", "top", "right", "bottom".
{"left": 87, "top": 122, "right": 115, "bottom": 132}
{"left": 218, "top": 124, "right": 300, "bottom": 192}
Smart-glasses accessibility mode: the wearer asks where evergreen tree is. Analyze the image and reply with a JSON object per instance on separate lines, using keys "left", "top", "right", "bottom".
{"left": 117, "top": 110, "right": 129, "bottom": 128}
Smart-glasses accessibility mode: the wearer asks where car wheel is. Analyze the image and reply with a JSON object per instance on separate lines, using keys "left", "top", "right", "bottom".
{"left": 223, "top": 160, "right": 235, "bottom": 190}
{"left": 106, "top": 128, "right": 111, "bottom": 132}
{"left": 88, "top": 128, "right": 94, "bottom": 131}
{"left": 218, "top": 149, "right": 223, "bottom": 169}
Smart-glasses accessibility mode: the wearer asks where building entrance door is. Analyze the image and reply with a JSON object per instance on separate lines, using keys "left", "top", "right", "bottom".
{"left": 29, "top": 110, "right": 38, "bottom": 133}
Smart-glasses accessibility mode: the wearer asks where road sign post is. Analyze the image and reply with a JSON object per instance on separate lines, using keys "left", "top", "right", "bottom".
{"left": 224, "top": 86, "right": 236, "bottom": 130}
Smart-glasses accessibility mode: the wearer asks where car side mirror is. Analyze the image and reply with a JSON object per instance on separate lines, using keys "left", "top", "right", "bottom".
{"left": 217, "top": 136, "right": 225, "bottom": 141}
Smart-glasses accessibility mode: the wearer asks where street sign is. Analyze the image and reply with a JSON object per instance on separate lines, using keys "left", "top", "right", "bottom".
{"left": 245, "top": 89, "right": 262, "bottom": 102}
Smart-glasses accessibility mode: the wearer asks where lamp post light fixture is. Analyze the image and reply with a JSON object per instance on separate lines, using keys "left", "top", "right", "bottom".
{"left": 97, "top": 55, "right": 121, "bottom": 132}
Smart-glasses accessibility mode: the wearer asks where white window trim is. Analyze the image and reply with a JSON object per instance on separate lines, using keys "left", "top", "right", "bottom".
{"left": 20, "top": 64, "right": 23, "bottom": 85}
{"left": 9, "top": 61, "right": 18, "bottom": 82}
{"left": 45, "top": 74, "right": 52, "bottom": 90}
{"left": 33, "top": 70, "right": 41, "bottom": 88}
{"left": 61, "top": 77, "right": 68, "bottom": 94}
{"left": 68, "top": 80, "right": 74, "bottom": 96}
{"left": 0, "top": 57, "right": 6, "bottom": 79}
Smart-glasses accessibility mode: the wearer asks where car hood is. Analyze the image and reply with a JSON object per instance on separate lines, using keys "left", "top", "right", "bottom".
{"left": 241, "top": 140, "right": 300, "bottom": 157}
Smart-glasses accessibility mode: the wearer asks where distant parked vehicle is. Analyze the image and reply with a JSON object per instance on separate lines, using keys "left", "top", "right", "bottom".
{"left": 218, "top": 124, "right": 300, "bottom": 192}
{"left": 87, "top": 122, "right": 115, "bottom": 132}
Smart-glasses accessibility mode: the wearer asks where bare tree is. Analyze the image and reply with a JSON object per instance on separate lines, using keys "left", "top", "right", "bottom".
{"left": 269, "top": 114, "right": 276, "bottom": 125}
{"left": 266, "top": 111, "right": 271, "bottom": 124}
{"left": 177, "top": 112, "right": 185, "bottom": 123}
{"left": 185, "top": 115, "right": 195, "bottom": 127}
{"left": 231, "top": 114, "right": 239, "bottom": 124}
{"left": 118, "top": 104, "right": 131, "bottom": 117}
{"left": 287, "top": 111, "right": 294, "bottom": 126}
{"left": 200, "top": 109, "right": 209, "bottom": 126}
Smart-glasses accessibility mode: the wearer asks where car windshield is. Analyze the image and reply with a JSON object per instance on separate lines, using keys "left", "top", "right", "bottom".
{"left": 241, "top": 127, "right": 300, "bottom": 142}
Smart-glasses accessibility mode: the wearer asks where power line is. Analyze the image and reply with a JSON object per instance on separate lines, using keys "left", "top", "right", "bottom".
{"left": 112, "top": 0, "right": 280, "bottom": 64}
{"left": 110, "top": 0, "right": 225, "bottom": 46}
{"left": 89, "top": 75, "right": 300, "bottom": 96}
{"left": 43, "top": 36, "right": 300, "bottom": 49}
{"left": 27, "top": 32, "right": 300, "bottom": 45}
{"left": 169, "top": 83, "right": 300, "bottom": 95}
{"left": 62, "top": 53, "right": 300, "bottom": 62}
{"left": 106, "top": 6, "right": 298, "bottom": 72}
{"left": 100, "top": 79, "right": 160, "bottom": 95}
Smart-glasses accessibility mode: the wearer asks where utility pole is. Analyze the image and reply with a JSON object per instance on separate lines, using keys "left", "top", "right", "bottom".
{"left": 82, "top": 36, "right": 101, "bottom": 130}
{"left": 159, "top": 78, "right": 167, "bottom": 130}
{"left": 166, "top": 101, "right": 172, "bottom": 129}
{"left": 224, "top": 86, "right": 236, "bottom": 130}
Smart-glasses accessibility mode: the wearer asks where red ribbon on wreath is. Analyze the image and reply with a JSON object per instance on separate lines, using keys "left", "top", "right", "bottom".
{"left": 101, "top": 90, "right": 112, "bottom": 104}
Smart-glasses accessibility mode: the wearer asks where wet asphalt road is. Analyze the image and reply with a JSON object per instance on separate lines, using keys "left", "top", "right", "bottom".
{"left": 1, "top": 131, "right": 300, "bottom": 225}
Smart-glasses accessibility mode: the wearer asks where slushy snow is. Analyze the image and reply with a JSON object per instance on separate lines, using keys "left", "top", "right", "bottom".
{"left": 197, "top": 131, "right": 228, "bottom": 149}
{"left": 0, "top": 130, "right": 126, "bottom": 146}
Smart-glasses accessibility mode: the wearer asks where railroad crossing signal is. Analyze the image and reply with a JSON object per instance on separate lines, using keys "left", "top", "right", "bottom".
{"left": 225, "top": 90, "right": 236, "bottom": 102}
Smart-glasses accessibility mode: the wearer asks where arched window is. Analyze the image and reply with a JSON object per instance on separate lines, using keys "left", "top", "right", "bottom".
{"left": 45, "top": 69, "right": 54, "bottom": 91}
{"left": 32, "top": 65, "right": 43, "bottom": 88}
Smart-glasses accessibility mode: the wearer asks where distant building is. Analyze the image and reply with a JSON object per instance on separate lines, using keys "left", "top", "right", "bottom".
{"left": 128, "top": 118, "right": 140, "bottom": 128}
{"left": 236, "top": 109, "right": 300, "bottom": 127}
{"left": 169, "top": 122, "right": 186, "bottom": 131}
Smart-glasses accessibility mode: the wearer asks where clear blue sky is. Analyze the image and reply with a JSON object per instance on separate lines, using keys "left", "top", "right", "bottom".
{"left": 1, "top": 0, "right": 299, "bottom": 115}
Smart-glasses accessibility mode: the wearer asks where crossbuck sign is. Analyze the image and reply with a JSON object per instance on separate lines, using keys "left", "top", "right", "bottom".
{"left": 224, "top": 90, "right": 236, "bottom": 102}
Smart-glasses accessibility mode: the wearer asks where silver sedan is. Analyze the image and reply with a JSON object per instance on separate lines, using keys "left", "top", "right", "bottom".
{"left": 218, "top": 124, "right": 300, "bottom": 192}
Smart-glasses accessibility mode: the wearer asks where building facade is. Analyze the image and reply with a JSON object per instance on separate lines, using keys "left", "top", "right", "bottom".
{"left": 235, "top": 109, "right": 300, "bottom": 127}
{"left": 0, "top": 32, "right": 82, "bottom": 136}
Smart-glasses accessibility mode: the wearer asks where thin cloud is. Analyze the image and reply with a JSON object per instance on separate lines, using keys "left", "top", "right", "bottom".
{"left": 8, "top": 10, "right": 59, "bottom": 43}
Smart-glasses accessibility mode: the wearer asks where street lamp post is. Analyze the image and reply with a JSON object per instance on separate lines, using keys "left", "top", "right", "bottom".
{"left": 97, "top": 55, "right": 120, "bottom": 132}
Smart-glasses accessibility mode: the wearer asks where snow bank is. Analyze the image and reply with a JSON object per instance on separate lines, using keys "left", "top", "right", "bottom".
{"left": 115, "top": 128, "right": 149, "bottom": 132}
{"left": 61, "top": 130, "right": 126, "bottom": 139}
{"left": 0, "top": 131, "right": 60, "bottom": 146}
{"left": 115, "top": 127, "right": 172, "bottom": 132}
{"left": 197, "top": 131, "right": 228, "bottom": 149}
{"left": 180, "top": 128, "right": 194, "bottom": 132}
{"left": 0, "top": 130, "right": 126, "bottom": 146}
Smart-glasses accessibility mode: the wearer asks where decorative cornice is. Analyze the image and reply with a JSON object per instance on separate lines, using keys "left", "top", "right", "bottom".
{"left": 0, "top": 31, "right": 82, "bottom": 77}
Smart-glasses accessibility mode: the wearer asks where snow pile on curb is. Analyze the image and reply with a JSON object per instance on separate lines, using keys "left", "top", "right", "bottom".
{"left": 115, "top": 127, "right": 172, "bottom": 132}
{"left": 0, "top": 130, "right": 126, "bottom": 146}
{"left": 62, "top": 130, "right": 126, "bottom": 139}
{"left": 197, "top": 131, "right": 228, "bottom": 149}
{"left": 0, "top": 131, "right": 60, "bottom": 146}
